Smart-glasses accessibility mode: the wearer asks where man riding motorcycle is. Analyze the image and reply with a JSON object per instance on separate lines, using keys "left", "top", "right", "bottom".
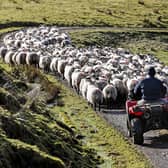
{"left": 126, "top": 67, "right": 168, "bottom": 145}
{"left": 134, "top": 67, "right": 167, "bottom": 105}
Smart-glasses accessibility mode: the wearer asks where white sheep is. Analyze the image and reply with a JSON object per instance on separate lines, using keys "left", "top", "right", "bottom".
{"left": 71, "top": 70, "right": 86, "bottom": 94}
{"left": 57, "top": 59, "right": 67, "bottom": 79}
{"left": 39, "top": 56, "right": 51, "bottom": 72}
{"left": 64, "top": 64, "right": 75, "bottom": 87}
{"left": 50, "top": 57, "right": 59, "bottom": 73}
{"left": 112, "top": 78, "right": 128, "bottom": 106}
{"left": 86, "top": 84, "right": 103, "bottom": 111}
{"left": 4, "top": 50, "right": 15, "bottom": 66}
{"left": 0, "top": 46, "right": 7, "bottom": 61}
{"left": 15, "top": 52, "right": 27, "bottom": 65}
{"left": 102, "top": 84, "right": 117, "bottom": 109}
{"left": 79, "top": 77, "right": 91, "bottom": 99}
{"left": 26, "top": 52, "right": 40, "bottom": 68}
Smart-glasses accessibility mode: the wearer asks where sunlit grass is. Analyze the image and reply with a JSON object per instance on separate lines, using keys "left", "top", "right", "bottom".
{"left": 0, "top": 0, "right": 168, "bottom": 27}
{"left": 46, "top": 74, "right": 152, "bottom": 168}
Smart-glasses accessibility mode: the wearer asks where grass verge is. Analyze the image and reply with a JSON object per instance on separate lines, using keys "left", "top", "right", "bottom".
{"left": 47, "top": 74, "right": 152, "bottom": 168}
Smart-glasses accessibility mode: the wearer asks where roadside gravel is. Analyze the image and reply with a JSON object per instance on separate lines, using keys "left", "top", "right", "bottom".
{"left": 99, "top": 109, "right": 168, "bottom": 168}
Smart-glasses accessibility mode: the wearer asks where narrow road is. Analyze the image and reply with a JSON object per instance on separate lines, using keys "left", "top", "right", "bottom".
{"left": 98, "top": 108, "right": 168, "bottom": 168}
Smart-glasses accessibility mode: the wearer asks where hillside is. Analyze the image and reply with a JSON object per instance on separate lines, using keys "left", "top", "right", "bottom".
{"left": 0, "top": 62, "right": 152, "bottom": 168}
{"left": 0, "top": 65, "right": 101, "bottom": 168}
{"left": 0, "top": 0, "right": 168, "bottom": 28}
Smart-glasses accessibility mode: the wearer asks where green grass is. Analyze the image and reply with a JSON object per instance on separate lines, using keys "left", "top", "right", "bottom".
{"left": 47, "top": 75, "right": 152, "bottom": 168}
{"left": 0, "top": 0, "right": 168, "bottom": 28}
{"left": 0, "top": 64, "right": 101, "bottom": 168}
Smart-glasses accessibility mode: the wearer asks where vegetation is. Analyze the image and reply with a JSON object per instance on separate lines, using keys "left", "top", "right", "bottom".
{"left": 0, "top": 64, "right": 101, "bottom": 168}
{"left": 0, "top": 0, "right": 168, "bottom": 28}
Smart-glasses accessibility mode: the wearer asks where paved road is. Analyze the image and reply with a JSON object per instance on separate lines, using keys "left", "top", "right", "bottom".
{"left": 98, "top": 108, "right": 168, "bottom": 168}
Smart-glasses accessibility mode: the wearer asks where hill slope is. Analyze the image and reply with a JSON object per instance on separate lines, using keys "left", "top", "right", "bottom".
{"left": 0, "top": 65, "right": 100, "bottom": 168}
{"left": 0, "top": 0, "right": 168, "bottom": 28}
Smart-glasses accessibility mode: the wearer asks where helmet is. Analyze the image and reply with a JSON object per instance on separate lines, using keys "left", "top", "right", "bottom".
{"left": 148, "top": 67, "right": 156, "bottom": 77}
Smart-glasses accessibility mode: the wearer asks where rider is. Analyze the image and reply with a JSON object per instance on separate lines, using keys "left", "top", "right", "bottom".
{"left": 134, "top": 66, "right": 167, "bottom": 105}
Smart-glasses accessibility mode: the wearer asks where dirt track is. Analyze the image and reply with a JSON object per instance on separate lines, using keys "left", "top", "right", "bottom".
{"left": 99, "top": 108, "right": 168, "bottom": 168}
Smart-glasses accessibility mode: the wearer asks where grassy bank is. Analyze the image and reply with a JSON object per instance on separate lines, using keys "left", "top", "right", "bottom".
{"left": 0, "top": 64, "right": 102, "bottom": 168}
{"left": 47, "top": 74, "right": 152, "bottom": 168}
{"left": 0, "top": 0, "right": 168, "bottom": 28}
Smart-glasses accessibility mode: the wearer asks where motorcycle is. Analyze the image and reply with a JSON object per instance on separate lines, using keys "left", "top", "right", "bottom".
{"left": 126, "top": 98, "right": 168, "bottom": 145}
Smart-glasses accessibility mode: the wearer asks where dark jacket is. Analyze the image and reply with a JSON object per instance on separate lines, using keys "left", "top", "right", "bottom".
{"left": 134, "top": 77, "right": 166, "bottom": 100}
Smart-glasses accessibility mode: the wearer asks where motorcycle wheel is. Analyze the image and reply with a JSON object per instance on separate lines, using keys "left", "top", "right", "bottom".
{"left": 127, "top": 118, "right": 132, "bottom": 137}
{"left": 131, "top": 118, "right": 144, "bottom": 145}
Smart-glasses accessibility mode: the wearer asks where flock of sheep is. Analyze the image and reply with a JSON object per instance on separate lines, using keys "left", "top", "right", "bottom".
{"left": 1, "top": 25, "right": 168, "bottom": 110}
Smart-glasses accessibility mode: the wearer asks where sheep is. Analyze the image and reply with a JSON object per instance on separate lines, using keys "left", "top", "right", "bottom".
{"left": 72, "top": 61, "right": 81, "bottom": 69}
{"left": 81, "top": 65, "right": 94, "bottom": 74}
{"left": 26, "top": 52, "right": 40, "bottom": 68}
{"left": 39, "top": 56, "right": 51, "bottom": 72}
{"left": 86, "top": 84, "right": 103, "bottom": 111}
{"left": 78, "top": 55, "right": 89, "bottom": 66}
{"left": 0, "top": 46, "right": 7, "bottom": 61}
{"left": 102, "top": 84, "right": 117, "bottom": 109}
{"left": 71, "top": 70, "right": 86, "bottom": 94}
{"left": 12, "top": 51, "right": 19, "bottom": 65}
{"left": 126, "top": 78, "right": 139, "bottom": 100}
{"left": 4, "top": 50, "right": 15, "bottom": 66}
{"left": 95, "top": 79, "right": 108, "bottom": 91}
{"left": 14, "top": 40, "right": 22, "bottom": 48}
{"left": 57, "top": 59, "right": 67, "bottom": 79}
{"left": 60, "top": 39, "right": 71, "bottom": 48}
{"left": 112, "top": 78, "right": 128, "bottom": 107}
{"left": 79, "top": 77, "right": 91, "bottom": 99}
{"left": 14, "top": 31, "right": 24, "bottom": 40}
{"left": 50, "top": 57, "right": 59, "bottom": 73}
{"left": 15, "top": 52, "right": 27, "bottom": 65}
{"left": 3, "top": 35, "right": 14, "bottom": 48}
{"left": 64, "top": 64, "right": 75, "bottom": 87}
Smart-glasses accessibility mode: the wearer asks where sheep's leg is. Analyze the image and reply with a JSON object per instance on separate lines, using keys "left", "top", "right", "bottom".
{"left": 106, "top": 99, "right": 109, "bottom": 109}
{"left": 77, "top": 87, "right": 80, "bottom": 95}
{"left": 62, "top": 74, "right": 65, "bottom": 80}
{"left": 93, "top": 103, "right": 96, "bottom": 111}
{"left": 98, "top": 103, "right": 101, "bottom": 112}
